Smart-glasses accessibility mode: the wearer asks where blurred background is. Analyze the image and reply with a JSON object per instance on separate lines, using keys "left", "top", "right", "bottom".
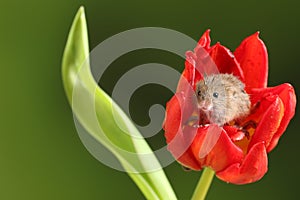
{"left": 0, "top": 0, "right": 299, "bottom": 199}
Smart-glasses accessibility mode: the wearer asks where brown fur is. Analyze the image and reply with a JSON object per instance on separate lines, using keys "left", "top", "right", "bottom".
{"left": 196, "top": 74, "right": 250, "bottom": 126}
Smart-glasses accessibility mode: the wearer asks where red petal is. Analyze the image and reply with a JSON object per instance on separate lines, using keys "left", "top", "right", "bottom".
{"left": 183, "top": 30, "right": 216, "bottom": 88}
{"left": 190, "top": 125, "right": 244, "bottom": 172}
{"left": 267, "top": 85, "right": 296, "bottom": 152}
{"left": 250, "top": 84, "right": 296, "bottom": 152}
{"left": 164, "top": 91, "right": 197, "bottom": 142}
{"left": 182, "top": 29, "right": 212, "bottom": 86}
{"left": 163, "top": 95, "right": 181, "bottom": 142}
{"left": 209, "top": 43, "right": 244, "bottom": 81}
{"left": 176, "top": 151, "right": 202, "bottom": 170}
{"left": 181, "top": 58, "right": 196, "bottom": 88}
{"left": 183, "top": 30, "right": 245, "bottom": 88}
{"left": 166, "top": 126, "right": 201, "bottom": 170}
{"left": 248, "top": 95, "right": 284, "bottom": 151}
{"left": 163, "top": 93, "right": 200, "bottom": 170}
{"left": 216, "top": 142, "right": 268, "bottom": 184}
{"left": 195, "top": 29, "right": 211, "bottom": 51}
{"left": 234, "top": 32, "right": 268, "bottom": 89}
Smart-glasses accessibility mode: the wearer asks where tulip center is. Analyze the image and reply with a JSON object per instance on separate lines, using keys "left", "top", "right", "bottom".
{"left": 230, "top": 120, "right": 257, "bottom": 154}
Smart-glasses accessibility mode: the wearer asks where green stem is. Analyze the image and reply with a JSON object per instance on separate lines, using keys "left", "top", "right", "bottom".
{"left": 191, "top": 168, "right": 215, "bottom": 200}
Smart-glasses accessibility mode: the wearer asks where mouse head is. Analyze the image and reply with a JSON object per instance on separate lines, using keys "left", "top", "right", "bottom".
{"left": 196, "top": 75, "right": 227, "bottom": 112}
{"left": 196, "top": 74, "right": 249, "bottom": 126}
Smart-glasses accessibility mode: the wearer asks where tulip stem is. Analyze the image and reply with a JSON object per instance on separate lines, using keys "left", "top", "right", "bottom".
{"left": 191, "top": 167, "right": 215, "bottom": 200}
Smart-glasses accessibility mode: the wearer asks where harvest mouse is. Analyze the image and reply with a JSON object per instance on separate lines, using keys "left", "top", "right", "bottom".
{"left": 196, "top": 73, "right": 250, "bottom": 126}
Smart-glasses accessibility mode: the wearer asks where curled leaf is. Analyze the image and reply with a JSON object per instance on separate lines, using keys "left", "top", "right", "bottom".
{"left": 62, "top": 7, "right": 177, "bottom": 200}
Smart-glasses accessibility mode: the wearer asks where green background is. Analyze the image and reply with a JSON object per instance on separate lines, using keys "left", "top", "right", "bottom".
{"left": 1, "top": 0, "right": 299, "bottom": 199}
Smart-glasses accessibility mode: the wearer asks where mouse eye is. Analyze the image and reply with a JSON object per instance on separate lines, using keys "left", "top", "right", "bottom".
{"left": 197, "top": 90, "right": 201, "bottom": 96}
{"left": 213, "top": 92, "right": 219, "bottom": 98}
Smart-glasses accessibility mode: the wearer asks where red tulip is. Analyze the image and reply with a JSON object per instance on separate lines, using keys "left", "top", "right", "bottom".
{"left": 163, "top": 30, "right": 296, "bottom": 184}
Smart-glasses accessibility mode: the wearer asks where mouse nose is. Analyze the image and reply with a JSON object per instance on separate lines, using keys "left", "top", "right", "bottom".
{"left": 199, "top": 101, "right": 213, "bottom": 111}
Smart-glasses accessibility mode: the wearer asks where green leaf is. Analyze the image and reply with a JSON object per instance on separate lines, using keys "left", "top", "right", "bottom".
{"left": 62, "top": 7, "right": 177, "bottom": 200}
